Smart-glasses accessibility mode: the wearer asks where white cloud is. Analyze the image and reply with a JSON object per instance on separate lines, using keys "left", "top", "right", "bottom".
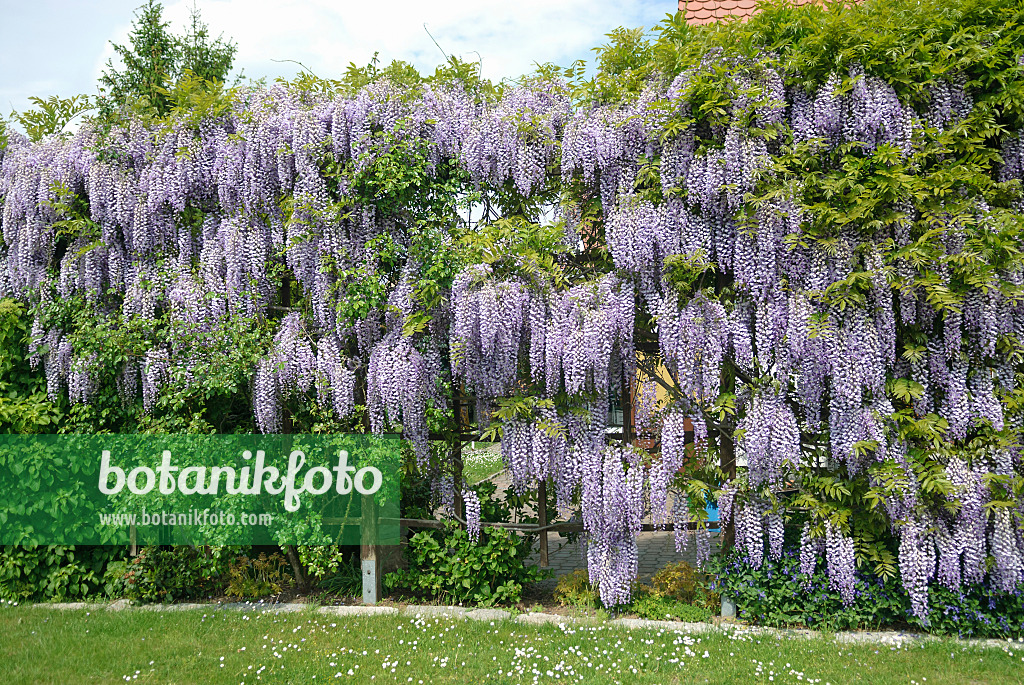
{"left": 2, "top": 0, "right": 667, "bottom": 119}
{"left": 158, "top": 0, "right": 663, "bottom": 84}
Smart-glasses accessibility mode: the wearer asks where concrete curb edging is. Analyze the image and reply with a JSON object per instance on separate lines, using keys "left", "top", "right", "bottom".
{"left": 319, "top": 605, "right": 398, "bottom": 617}
{"left": 516, "top": 612, "right": 572, "bottom": 626}
{"left": 402, "top": 605, "right": 468, "bottom": 618}
{"left": 21, "top": 601, "right": 1020, "bottom": 650}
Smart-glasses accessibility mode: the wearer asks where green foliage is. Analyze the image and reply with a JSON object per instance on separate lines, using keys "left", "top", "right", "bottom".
{"left": 117, "top": 546, "right": 223, "bottom": 604}
{"left": 385, "top": 522, "right": 547, "bottom": 606}
{"left": 298, "top": 544, "right": 377, "bottom": 599}
{"left": 163, "top": 71, "right": 236, "bottom": 130}
{"left": 643, "top": 0, "right": 1024, "bottom": 112}
{"left": 10, "top": 95, "right": 92, "bottom": 142}
{"left": 24, "top": 277, "right": 273, "bottom": 434}
{"left": 97, "top": 0, "right": 236, "bottom": 122}
{"left": 299, "top": 545, "right": 347, "bottom": 582}
{"left": 175, "top": 5, "right": 238, "bottom": 85}
{"left": 99, "top": 0, "right": 176, "bottom": 117}
{"left": 0, "top": 299, "right": 63, "bottom": 434}
{"left": 103, "top": 559, "right": 130, "bottom": 598}
{"left": 585, "top": 26, "right": 659, "bottom": 104}
{"left": 400, "top": 471, "right": 436, "bottom": 521}
{"left": 469, "top": 481, "right": 513, "bottom": 524}
{"left": 460, "top": 216, "right": 572, "bottom": 289}
{"left": 923, "top": 581, "right": 1024, "bottom": 638}
{"left": 314, "top": 554, "right": 362, "bottom": 597}
{"left": 331, "top": 123, "right": 470, "bottom": 339}
{"left": 0, "top": 545, "right": 116, "bottom": 601}
{"left": 662, "top": 250, "right": 716, "bottom": 299}
{"left": 337, "top": 53, "right": 423, "bottom": 95}
{"left": 553, "top": 569, "right": 601, "bottom": 609}
{"left": 709, "top": 546, "right": 910, "bottom": 632}
{"left": 645, "top": 560, "right": 719, "bottom": 611}
{"left": 225, "top": 552, "right": 289, "bottom": 599}
{"left": 630, "top": 592, "right": 713, "bottom": 623}
{"left": 275, "top": 51, "right": 489, "bottom": 103}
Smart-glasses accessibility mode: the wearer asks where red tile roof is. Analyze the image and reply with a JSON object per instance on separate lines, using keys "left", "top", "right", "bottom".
{"left": 678, "top": 0, "right": 822, "bottom": 25}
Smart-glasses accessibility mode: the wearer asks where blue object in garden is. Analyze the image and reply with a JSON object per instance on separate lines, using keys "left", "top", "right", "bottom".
{"left": 705, "top": 502, "right": 720, "bottom": 532}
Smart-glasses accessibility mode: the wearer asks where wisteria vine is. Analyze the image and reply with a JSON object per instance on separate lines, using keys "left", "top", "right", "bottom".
{"left": 2, "top": 19, "right": 1023, "bottom": 614}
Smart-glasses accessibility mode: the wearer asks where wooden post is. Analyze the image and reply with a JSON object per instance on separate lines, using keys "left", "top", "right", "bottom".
{"left": 452, "top": 386, "right": 466, "bottom": 524}
{"left": 130, "top": 525, "right": 137, "bottom": 557}
{"left": 281, "top": 366, "right": 311, "bottom": 591}
{"left": 278, "top": 274, "right": 311, "bottom": 593}
{"left": 538, "top": 479, "right": 549, "bottom": 568}
{"left": 361, "top": 494, "right": 381, "bottom": 604}
{"left": 714, "top": 359, "right": 738, "bottom": 553}
{"left": 621, "top": 370, "right": 634, "bottom": 447}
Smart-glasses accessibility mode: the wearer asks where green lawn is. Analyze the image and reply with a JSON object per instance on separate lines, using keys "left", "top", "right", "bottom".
{"left": 462, "top": 445, "right": 504, "bottom": 485}
{"left": 0, "top": 604, "right": 1021, "bottom": 684}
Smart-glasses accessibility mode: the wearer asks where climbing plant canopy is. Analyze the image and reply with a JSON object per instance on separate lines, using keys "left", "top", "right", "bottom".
{"left": 2, "top": 0, "right": 1023, "bottom": 616}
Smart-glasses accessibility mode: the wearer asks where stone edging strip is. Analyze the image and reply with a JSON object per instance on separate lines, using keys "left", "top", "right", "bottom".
{"left": 23, "top": 601, "right": 1018, "bottom": 650}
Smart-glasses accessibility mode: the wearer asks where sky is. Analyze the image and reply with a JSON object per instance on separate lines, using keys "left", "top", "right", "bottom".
{"left": 0, "top": 0, "right": 674, "bottom": 120}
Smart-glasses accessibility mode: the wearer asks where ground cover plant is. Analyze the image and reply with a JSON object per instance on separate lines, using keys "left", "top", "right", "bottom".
{"left": 713, "top": 543, "right": 1024, "bottom": 638}
{"left": 1, "top": 604, "right": 1022, "bottom": 685}
{"left": 1, "top": 0, "right": 1024, "bottom": 635}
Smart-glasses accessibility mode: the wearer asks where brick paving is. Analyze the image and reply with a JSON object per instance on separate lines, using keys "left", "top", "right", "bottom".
{"left": 465, "top": 451, "right": 723, "bottom": 588}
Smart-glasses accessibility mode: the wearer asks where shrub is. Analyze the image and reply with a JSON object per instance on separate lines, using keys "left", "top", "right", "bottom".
{"left": 117, "top": 546, "right": 223, "bottom": 603}
{"left": 0, "top": 545, "right": 115, "bottom": 601}
{"left": 923, "top": 582, "right": 1024, "bottom": 639}
{"left": 300, "top": 545, "right": 347, "bottom": 583}
{"left": 225, "top": 553, "right": 289, "bottom": 599}
{"left": 385, "top": 522, "right": 547, "bottom": 606}
{"left": 471, "top": 481, "right": 512, "bottom": 523}
{"left": 103, "top": 559, "right": 130, "bottom": 598}
{"left": 553, "top": 569, "right": 601, "bottom": 609}
{"left": 647, "top": 561, "right": 719, "bottom": 611}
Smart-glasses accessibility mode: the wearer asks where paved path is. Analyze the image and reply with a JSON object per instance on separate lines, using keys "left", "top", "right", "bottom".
{"left": 527, "top": 530, "right": 722, "bottom": 590}
{"left": 472, "top": 461, "right": 722, "bottom": 583}
{"left": 530, "top": 530, "right": 722, "bottom": 579}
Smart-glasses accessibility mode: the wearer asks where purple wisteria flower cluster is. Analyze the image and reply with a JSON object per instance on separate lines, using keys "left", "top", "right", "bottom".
{"left": 1, "top": 52, "right": 1022, "bottom": 612}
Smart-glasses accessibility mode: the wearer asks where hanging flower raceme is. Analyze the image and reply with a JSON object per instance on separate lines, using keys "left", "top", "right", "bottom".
{"left": 652, "top": 410, "right": 695, "bottom": 530}
{"left": 367, "top": 332, "right": 429, "bottom": 465}
{"left": 462, "top": 80, "right": 570, "bottom": 196}
{"left": 824, "top": 520, "right": 857, "bottom": 607}
{"left": 737, "top": 388, "right": 801, "bottom": 490}
{"left": 142, "top": 347, "right": 170, "bottom": 414}
{"left": 605, "top": 195, "right": 679, "bottom": 276}
{"left": 658, "top": 292, "right": 728, "bottom": 405}
{"left": 463, "top": 488, "right": 482, "bottom": 543}
{"left": 450, "top": 265, "right": 532, "bottom": 401}
{"left": 585, "top": 447, "right": 645, "bottom": 607}
{"left": 315, "top": 334, "right": 356, "bottom": 420}
{"left": 253, "top": 313, "right": 315, "bottom": 434}
{"left": 545, "top": 274, "right": 634, "bottom": 398}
